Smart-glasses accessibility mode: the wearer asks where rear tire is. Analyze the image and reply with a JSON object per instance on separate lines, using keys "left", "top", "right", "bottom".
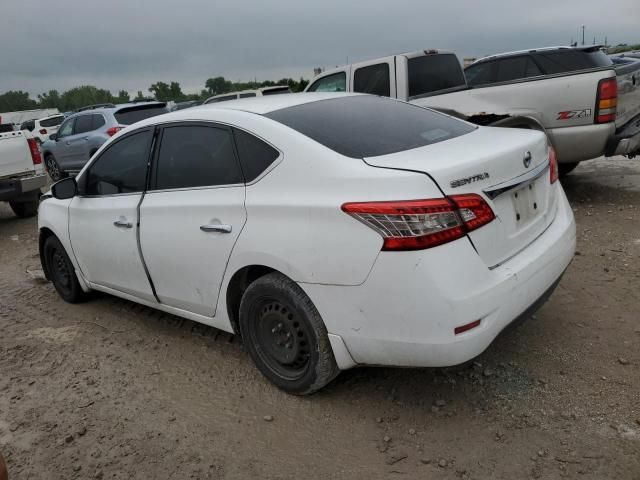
{"left": 559, "top": 162, "right": 580, "bottom": 177}
{"left": 239, "top": 272, "right": 339, "bottom": 395}
{"left": 44, "top": 154, "right": 65, "bottom": 181}
{"left": 9, "top": 192, "right": 39, "bottom": 218}
{"left": 43, "top": 236, "right": 87, "bottom": 303}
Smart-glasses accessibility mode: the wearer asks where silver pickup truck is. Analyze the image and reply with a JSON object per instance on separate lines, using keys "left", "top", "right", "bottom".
{"left": 0, "top": 125, "right": 47, "bottom": 217}
{"left": 306, "top": 46, "right": 640, "bottom": 175}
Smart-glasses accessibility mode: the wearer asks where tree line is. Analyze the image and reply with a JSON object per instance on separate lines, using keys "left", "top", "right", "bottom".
{"left": 0, "top": 76, "right": 309, "bottom": 113}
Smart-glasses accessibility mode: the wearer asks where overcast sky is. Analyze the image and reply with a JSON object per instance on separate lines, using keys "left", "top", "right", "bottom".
{"left": 2, "top": 0, "right": 638, "bottom": 97}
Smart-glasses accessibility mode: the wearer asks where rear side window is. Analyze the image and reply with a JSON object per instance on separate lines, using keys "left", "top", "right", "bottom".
{"left": 266, "top": 95, "right": 475, "bottom": 158}
{"left": 261, "top": 87, "right": 291, "bottom": 96}
{"left": 74, "top": 115, "right": 94, "bottom": 134}
{"left": 92, "top": 114, "right": 106, "bottom": 130}
{"left": 40, "top": 116, "right": 64, "bottom": 128}
{"left": 239, "top": 93, "right": 257, "bottom": 98}
{"left": 114, "top": 104, "right": 168, "bottom": 125}
{"left": 465, "top": 61, "right": 496, "bottom": 86}
{"left": 354, "top": 63, "right": 391, "bottom": 97}
{"left": 84, "top": 130, "right": 152, "bottom": 195}
{"left": 494, "top": 56, "right": 543, "bottom": 82}
{"left": 232, "top": 128, "right": 279, "bottom": 182}
{"left": 533, "top": 49, "right": 612, "bottom": 74}
{"left": 307, "top": 72, "right": 347, "bottom": 92}
{"left": 408, "top": 54, "right": 467, "bottom": 97}
{"left": 153, "top": 125, "right": 242, "bottom": 190}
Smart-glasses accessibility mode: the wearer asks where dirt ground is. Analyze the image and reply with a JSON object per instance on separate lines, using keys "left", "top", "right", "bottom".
{"left": 0, "top": 156, "right": 639, "bottom": 480}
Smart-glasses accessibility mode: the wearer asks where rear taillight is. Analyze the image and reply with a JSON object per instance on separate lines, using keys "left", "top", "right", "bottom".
{"left": 549, "top": 145, "right": 558, "bottom": 184}
{"left": 27, "top": 138, "right": 42, "bottom": 165}
{"left": 595, "top": 78, "right": 617, "bottom": 124}
{"left": 106, "top": 126, "right": 124, "bottom": 137}
{"left": 39, "top": 128, "right": 47, "bottom": 135}
{"left": 341, "top": 194, "right": 495, "bottom": 251}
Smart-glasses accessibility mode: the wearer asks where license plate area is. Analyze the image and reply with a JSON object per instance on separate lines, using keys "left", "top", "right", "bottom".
{"left": 512, "top": 182, "right": 540, "bottom": 225}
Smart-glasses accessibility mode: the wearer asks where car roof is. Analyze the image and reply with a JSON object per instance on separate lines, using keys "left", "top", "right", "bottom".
{"left": 137, "top": 93, "right": 363, "bottom": 124}
{"left": 471, "top": 45, "right": 604, "bottom": 64}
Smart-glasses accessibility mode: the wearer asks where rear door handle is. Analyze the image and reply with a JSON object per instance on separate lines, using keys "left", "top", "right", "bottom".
{"left": 113, "top": 219, "right": 133, "bottom": 229}
{"left": 200, "top": 224, "right": 232, "bottom": 233}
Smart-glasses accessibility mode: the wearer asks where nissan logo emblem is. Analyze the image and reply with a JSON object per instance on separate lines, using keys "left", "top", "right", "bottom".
{"left": 523, "top": 151, "right": 532, "bottom": 168}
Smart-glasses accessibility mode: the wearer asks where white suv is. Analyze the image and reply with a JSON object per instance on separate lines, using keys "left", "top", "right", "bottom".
{"left": 38, "top": 93, "right": 575, "bottom": 394}
{"left": 22, "top": 114, "right": 66, "bottom": 144}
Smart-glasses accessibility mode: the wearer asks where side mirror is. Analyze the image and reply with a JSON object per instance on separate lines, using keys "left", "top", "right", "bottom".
{"left": 50, "top": 133, "right": 58, "bottom": 141}
{"left": 51, "top": 177, "right": 77, "bottom": 200}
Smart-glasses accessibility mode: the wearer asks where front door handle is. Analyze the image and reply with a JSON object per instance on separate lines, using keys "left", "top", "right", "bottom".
{"left": 113, "top": 219, "right": 133, "bottom": 229}
{"left": 200, "top": 224, "right": 232, "bottom": 233}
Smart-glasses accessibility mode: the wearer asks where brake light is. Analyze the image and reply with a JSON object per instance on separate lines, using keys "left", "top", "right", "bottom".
{"left": 106, "top": 126, "right": 124, "bottom": 137}
{"left": 39, "top": 128, "right": 47, "bottom": 135}
{"left": 341, "top": 194, "right": 495, "bottom": 251}
{"left": 27, "top": 138, "right": 42, "bottom": 165}
{"left": 549, "top": 145, "right": 558, "bottom": 184}
{"left": 595, "top": 78, "right": 617, "bottom": 124}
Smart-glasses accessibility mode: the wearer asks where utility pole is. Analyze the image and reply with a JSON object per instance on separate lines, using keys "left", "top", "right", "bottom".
{"left": 582, "top": 25, "right": 585, "bottom": 45}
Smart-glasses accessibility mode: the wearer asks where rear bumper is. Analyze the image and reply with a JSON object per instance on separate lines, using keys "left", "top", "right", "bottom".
{"left": 606, "top": 113, "right": 640, "bottom": 157}
{"left": 547, "top": 123, "right": 613, "bottom": 163}
{"left": 300, "top": 183, "right": 576, "bottom": 370}
{"left": 0, "top": 174, "right": 47, "bottom": 201}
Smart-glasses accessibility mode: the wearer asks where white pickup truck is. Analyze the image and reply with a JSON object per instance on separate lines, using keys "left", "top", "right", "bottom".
{"left": 0, "top": 124, "right": 47, "bottom": 217}
{"left": 306, "top": 46, "right": 640, "bottom": 175}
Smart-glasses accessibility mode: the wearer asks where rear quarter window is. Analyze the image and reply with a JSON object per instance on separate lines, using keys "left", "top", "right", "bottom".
{"left": 354, "top": 63, "right": 391, "bottom": 97}
{"left": 265, "top": 95, "right": 475, "bottom": 158}
{"left": 232, "top": 128, "right": 280, "bottom": 182}
{"left": 114, "top": 104, "right": 168, "bottom": 125}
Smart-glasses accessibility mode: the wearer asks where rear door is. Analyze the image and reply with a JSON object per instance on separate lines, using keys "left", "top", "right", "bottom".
{"left": 51, "top": 117, "right": 76, "bottom": 165}
{"left": 139, "top": 123, "right": 246, "bottom": 317}
{"left": 351, "top": 56, "right": 396, "bottom": 99}
{"left": 69, "top": 128, "right": 155, "bottom": 301}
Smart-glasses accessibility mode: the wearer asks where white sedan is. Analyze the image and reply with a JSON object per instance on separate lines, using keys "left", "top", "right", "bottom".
{"left": 38, "top": 93, "right": 576, "bottom": 394}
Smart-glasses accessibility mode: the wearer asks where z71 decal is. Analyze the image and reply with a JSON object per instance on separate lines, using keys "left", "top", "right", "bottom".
{"left": 557, "top": 109, "right": 592, "bottom": 120}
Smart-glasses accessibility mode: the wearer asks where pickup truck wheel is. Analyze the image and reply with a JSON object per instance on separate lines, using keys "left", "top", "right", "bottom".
{"left": 44, "top": 154, "right": 64, "bottom": 181}
{"left": 559, "top": 162, "right": 580, "bottom": 177}
{"left": 239, "top": 272, "right": 339, "bottom": 395}
{"left": 44, "top": 236, "right": 87, "bottom": 303}
{"left": 9, "top": 192, "right": 40, "bottom": 218}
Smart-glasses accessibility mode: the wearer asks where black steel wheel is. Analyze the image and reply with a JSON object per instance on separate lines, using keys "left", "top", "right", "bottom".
{"left": 239, "top": 272, "right": 339, "bottom": 394}
{"left": 43, "top": 236, "right": 87, "bottom": 303}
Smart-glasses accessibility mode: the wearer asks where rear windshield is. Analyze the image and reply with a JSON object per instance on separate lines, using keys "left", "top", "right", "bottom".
{"left": 114, "top": 104, "right": 168, "bottom": 125}
{"left": 532, "top": 49, "right": 612, "bottom": 74}
{"left": 265, "top": 95, "right": 475, "bottom": 158}
{"left": 40, "top": 115, "right": 64, "bottom": 127}
{"left": 408, "top": 54, "right": 467, "bottom": 98}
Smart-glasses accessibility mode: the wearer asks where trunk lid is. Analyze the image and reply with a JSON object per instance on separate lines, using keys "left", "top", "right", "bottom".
{"left": 364, "top": 127, "right": 557, "bottom": 267}
{"left": 0, "top": 131, "right": 35, "bottom": 179}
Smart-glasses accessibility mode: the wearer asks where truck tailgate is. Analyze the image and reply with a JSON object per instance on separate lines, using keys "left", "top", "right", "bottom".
{"left": 0, "top": 131, "right": 34, "bottom": 179}
{"left": 615, "top": 58, "right": 640, "bottom": 128}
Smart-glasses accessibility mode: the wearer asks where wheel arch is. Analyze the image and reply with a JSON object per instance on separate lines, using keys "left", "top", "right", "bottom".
{"left": 225, "top": 265, "right": 277, "bottom": 336}
{"left": 38, "top": 227, "right": 56, "bottom": 280}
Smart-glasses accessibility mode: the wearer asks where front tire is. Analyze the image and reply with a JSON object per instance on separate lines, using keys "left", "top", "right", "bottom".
{"left": 44, "top": 154, "right": 65, "bottom": 181}
{"left": 239, "top": 272, "right": 339, "bottom": 395}
{"left": 43, "top": 236, "right": 87, "bottom": 303}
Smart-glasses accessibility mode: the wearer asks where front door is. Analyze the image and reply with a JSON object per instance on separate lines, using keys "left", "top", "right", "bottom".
{"left": 139, "top": 123, "right": 246, "bottom": 316}
{"left": 69, "top": 128, "right": 155, "bottom": 301}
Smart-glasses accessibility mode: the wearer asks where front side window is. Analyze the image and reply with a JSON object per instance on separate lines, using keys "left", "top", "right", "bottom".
{"left": 354, "top": 63, "right": 391, "bottom": 97}
{"left": 308, "top": 72, "right": 347, "bottom": 92}
{"left": 153, "top": 125, "right": 242, "bottom": 190}
{"left": 84, "top": 130, "right": 152, "bottom": 195}
{"left": 74, "top": 115, "right": 94, "bottom": 135}
{"left": 57, "top": 118, "right": 75, "bottom": 138}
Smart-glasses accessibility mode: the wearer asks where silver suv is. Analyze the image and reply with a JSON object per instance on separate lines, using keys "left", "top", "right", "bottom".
{"left": 41, "top": 101, "right": 168, "bottom": 180}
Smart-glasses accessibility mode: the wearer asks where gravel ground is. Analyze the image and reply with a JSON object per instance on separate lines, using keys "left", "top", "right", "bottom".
{"left": 0, "top": 156, "right": 639, "bottom": 479}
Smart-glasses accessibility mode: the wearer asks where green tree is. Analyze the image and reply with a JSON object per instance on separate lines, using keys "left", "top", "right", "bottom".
{"left": 205, "top": 77, "right": 232, "bottom": 95}
{"left": 149, "top": 81, "right": 185, "bottom": 102}
{"left": 0, "top": 91, "right": 37, "bottom": 112}
{"left": 37, "top": 90, "right": 62, "bottom": 109}
{"left": 116, "top": 90, "right": 130, "bottom": 103}
{"left": 58, "top": 86, "right": 116, "bottom": 111}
